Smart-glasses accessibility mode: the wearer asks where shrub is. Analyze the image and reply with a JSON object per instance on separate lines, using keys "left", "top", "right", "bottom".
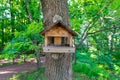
{"left": 73, "top": 62, "right": 108, "bottom": 79}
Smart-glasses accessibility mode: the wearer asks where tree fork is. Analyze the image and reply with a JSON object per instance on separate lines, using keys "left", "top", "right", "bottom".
{"left": 41, "top": 0, "right": 72, "bottom": 80}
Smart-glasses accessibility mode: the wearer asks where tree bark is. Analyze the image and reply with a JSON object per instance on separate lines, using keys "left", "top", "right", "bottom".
{"left": 41, "top": 0, "right": 72, "bottom": 80}
{"left": 41, "top": 0, "right": 70, "bottom": 28}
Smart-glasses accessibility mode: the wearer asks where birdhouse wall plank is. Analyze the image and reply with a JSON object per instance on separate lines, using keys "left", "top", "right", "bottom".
{"left": 54, "top": 37, "right": 61, "bottom": 46}
{"left": 70, "top": 35, "right": 73, "bottom": 47}
{"left": 45, "top": 36, "right": 48, "bottom": 46}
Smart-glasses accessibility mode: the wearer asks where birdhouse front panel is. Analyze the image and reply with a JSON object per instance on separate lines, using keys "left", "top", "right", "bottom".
{"left": 44, "top": 25, "right": 73, "bottom": 47}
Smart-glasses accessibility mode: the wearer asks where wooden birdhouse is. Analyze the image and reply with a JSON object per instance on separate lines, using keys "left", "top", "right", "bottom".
{"left": 40, "top": 21, "right": 78, "bottom": 53}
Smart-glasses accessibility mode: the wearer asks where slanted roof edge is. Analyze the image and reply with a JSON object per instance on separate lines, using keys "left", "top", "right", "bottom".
{"left": 40, "top": 21, "right": 78, "bottom": 36}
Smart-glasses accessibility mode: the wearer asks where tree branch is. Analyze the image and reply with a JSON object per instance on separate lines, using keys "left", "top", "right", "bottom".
{"left": 81, "top": 0, "right": 114, "bottom": 37}
{"left": 87, "top": 26, "right": 120, "bottom": 35}
{"left": 38, "top": 0, "right": 41, "bottom": 22}
{"left": 76, "top": 0, "right": 115, "bottom": 47}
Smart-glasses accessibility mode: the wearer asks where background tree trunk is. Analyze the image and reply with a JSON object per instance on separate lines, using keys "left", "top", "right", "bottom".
{"left": 41, "top": 0, "right": 72, "bottom": 80}
{"left": 9, "top": 0, "right": 15, "bottom": 64}
{"left": 110, "top": 25, "right": 116, "bottom": 53}
{"left": 33, "top": 39, "right": 41, "bottom": 68}
{"left": 1, "top": 20, "right": 4, "bottom": 47}
{"left": 25, "top": 0, "right": 33, "bottom": 22}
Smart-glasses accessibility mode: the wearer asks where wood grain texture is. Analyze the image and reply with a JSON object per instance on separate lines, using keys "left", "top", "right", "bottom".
{"left": 43, "top": 46, "right": 75, "bottom": 53}
{"left": 54, "top": 37, "right": 61, "bottom": 46}
{"left": 45, "top": 26, "right": 72, "bottom": 37}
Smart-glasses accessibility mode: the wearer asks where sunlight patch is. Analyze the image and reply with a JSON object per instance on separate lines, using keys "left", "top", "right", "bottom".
{"left": 0, "top": 71, "right": 17, "bottom": 74}
{"left": 90, "top": 54, "right": 97, "bottom": 59}
{"left": 89, "top": 46, "right": 97, "bottom": 52}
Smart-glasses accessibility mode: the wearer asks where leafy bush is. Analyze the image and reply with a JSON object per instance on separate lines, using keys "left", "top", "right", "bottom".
{"left": 73, "top": 62, "right": 108, "bottom": 79}
{"left": 1, "top": 22, "right": 43, "bottom": 60}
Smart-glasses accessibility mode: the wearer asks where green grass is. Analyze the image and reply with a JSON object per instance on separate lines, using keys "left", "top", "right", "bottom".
{"left": 73, "top": 62, "right": 109, "bottom": 78}
{"left": 9, "top": 67, "right": 90, "bottom": 80}
{"left": 8, "top": 63, "right": 120, "bottom": 80}
{"left": 72, "top": 62, "right": 120, "bottom": 80}
{"left": 8, "top": 67, "right": 45, "bottom": 80}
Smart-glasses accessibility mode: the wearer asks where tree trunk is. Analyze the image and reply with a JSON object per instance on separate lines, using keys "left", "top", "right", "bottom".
{"left": 1, "top": 20, "right": 4, "bottom": 47}
{"left": 33, "top": 40, "right": 41, "bottom": 68}
{"left": 35, "top": 49, "right": 41, "bottom": 68}
{"left": 9, "top": 0, "right": 15, "bottom": 64}
{"left": 25, "top": 0, "right": 33, "bottom": 22}
{"left": 110, "top": 25, "right": 116, "bottom": 53}
{"left": 41, "top": 0, "right": 72, "bottom": 80}
{"left": 23, "top": 55, "right": 26, "bottom": 63}
{"left": 41, "top": 0, "right": 70, "bottom": 28}
{"left": 38, "top": 0, "right": 41, "bottom": 23}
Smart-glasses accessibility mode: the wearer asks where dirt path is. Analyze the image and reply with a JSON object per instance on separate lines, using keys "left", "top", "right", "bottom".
{"left": 0, "top": 59, "right": 37, "bottom": 80}
{"left": 0, "top": 62, "right": 37, "bottom": 80}
{"left": 0, "top": 57, "right": 46, "bottom": 80}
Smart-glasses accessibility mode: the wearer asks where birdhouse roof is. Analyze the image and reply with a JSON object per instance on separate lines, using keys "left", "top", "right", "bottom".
{"left": 40, "top": 21, "right": 78, "bottom": 36}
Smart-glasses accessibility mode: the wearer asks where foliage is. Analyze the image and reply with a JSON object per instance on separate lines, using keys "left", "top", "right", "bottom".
{"left": 73, "top": 50, "right": 109, "bottom": 79}
{"left": 69, "top": 0, "right": 120, "bottom": 79}
{"left": 2, "top": 22, "right": 43, "bottom": 59}
{"left": 73, "top": 49, "right": 120, "bottom": 79}
{"left": 0, "top": 0, "right": 120, "bottom": 79}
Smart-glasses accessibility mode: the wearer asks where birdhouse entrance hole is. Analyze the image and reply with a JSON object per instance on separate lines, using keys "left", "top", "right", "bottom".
{"left": 48, "top": 37, "right": 54, "bottom": 46}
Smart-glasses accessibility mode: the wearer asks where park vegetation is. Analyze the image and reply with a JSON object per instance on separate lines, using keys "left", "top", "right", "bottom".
{"left": 0, "top": 0, "right": 120, "bottom": 80}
